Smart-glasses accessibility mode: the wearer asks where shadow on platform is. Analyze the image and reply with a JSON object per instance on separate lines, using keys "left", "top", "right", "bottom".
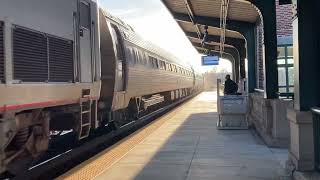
{"left": 96, "top": 92, "right": 288, "bottom": 180}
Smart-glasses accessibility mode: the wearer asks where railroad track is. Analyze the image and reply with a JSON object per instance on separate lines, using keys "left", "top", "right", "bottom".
{"left": 10, "top": 95, "right": 196, "bottom": 180}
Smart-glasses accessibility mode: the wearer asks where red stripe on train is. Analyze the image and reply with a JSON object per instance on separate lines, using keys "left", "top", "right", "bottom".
{"left": 0, "top": 96, "right": 99, "bottom": 113}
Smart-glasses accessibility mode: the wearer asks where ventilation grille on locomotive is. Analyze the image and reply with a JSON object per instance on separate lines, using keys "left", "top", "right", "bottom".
{"left": 12, "top": 26, "right": 74, "bottom": 82}
{"left": 0, "top": 22, "right": 4, "bottom": 82}
{"left": 13, "top": 27, "right": 48, "bottom": 82}
{"left": 48, "top": 37, "right": 74, "bottom": 82}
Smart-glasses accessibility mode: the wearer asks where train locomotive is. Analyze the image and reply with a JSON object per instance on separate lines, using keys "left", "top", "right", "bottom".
{"left": 0, "top": 0, "right": 203, "bottom": 173}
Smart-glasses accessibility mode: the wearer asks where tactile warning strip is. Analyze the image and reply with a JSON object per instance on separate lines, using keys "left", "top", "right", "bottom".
{"left": 58, "top": 99, "right": 193, "bottom": 180}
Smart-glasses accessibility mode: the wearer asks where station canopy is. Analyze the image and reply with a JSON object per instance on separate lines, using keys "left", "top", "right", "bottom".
{"left": 162, "top": 0, "right": 261, "bottom": 55}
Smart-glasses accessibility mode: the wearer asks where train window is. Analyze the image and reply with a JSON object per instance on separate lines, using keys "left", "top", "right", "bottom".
{"left": 144, "top": 53, "right": 148, "bottom": 65}
{"left": 131, "top": 49, "right": 135, "bottom": 63}
{"left": 129, "top": 49, "right": 135, "bottom": 64}
{"left": 138, "top": 50, "right": 142, "bottom": 64}
{"left": 133, "top": 49, "right": 138, "bottom": 64}
{"left": 126, "top": 48, "right": 131, "bottom": 63}
{"left": 132, "top": 49, "right": 137, "bottom": 64}
{"left": 149, "top": 56, "right": 153, "bottom": 67}
{"left": 80, "top": 2, "right": 91, "bottom": 29}
{"left": 135, "top": 50, "right": 140, "bottom": 64}
{"left": 140, "top": 51, "right": 146, "bottom": 65}
{"left": 166, "top": 63, "right": 171, "bottom": 71}
{"left": 154, "top": 59, "right": 159, "bottom": 69}
{"left": 142, "top": 53, "right": 146, "bottom": 65}
{"left": 173, "top": 65, "right": 177, "bottom": 73}
{"left": 149, "top": 57, "right": 153, "bottom": 67}
{"left": 111, "top": 25, "right": 125, "bottom": 61}
{"left": 159, "top": 60, "right": 165, "bottom": 70}
{"left": 149, "top": 56, "right": 158, "bottom": 68}
{"left": 146, "top": 55, "right": 151, "bottom": 67}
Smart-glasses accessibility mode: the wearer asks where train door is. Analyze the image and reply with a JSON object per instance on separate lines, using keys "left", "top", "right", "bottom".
{"left": 79, "top": 1, "right": 93, "bottom": 83}
{"left": 111, "top": 25, "right": 126, "bottom": 92}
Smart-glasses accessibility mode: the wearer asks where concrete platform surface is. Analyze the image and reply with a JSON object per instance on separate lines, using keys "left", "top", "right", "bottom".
{"left": 62, "top": 92, "right": 290, "bottom": 180}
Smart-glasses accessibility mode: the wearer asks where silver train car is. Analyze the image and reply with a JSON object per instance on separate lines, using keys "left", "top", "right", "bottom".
{"left": 0, "top": 0, "right": 203, "bottom": 173}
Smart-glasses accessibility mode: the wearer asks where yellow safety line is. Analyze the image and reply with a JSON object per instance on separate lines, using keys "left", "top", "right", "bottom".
{"left": 57, "top": 98, "right": 194, "bottom": 180}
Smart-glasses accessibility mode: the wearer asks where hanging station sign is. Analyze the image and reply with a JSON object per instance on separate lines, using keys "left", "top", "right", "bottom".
{"left": 201, "top": 56, "right": 220, "bottom": 66}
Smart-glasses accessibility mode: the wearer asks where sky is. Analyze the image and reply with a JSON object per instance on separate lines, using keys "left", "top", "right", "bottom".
{"left": 99, "top": 0, "right": 232, "bottom": 73}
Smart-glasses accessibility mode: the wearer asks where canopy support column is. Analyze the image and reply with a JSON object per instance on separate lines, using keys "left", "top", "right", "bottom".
{"left": 251, "top": 0, "right": 278, "bottom": 99}
{"left": 286, "top": 0, "right": 320, "bottom": 172}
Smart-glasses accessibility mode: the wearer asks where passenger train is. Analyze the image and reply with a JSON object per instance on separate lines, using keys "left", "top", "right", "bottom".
{"left": 0, "top": 0, "right": 203, "bottom": 173}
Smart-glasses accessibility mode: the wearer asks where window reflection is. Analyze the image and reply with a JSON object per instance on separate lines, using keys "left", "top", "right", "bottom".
{"left": 277, "top": 45, "right": 294, "bottom": 94}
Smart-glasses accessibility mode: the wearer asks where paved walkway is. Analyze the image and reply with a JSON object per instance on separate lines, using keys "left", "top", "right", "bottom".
{"left": 64, "top": 92, "right": 289, "bottom": 180}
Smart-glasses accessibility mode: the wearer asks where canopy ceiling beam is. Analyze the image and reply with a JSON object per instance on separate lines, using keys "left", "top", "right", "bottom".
{"left": 173, "top": 12, "right": 254, "bottom": 31}
{"left": 185, "top": 31, "right": 245, "bottom": 46}
{"left": 191, "top": 42, "right": 240, "bottom": 58}
{"left": 183, "top": 0, "right": 202, "bottom": 38}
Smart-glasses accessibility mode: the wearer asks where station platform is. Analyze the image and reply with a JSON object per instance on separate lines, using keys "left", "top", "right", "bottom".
{"left": 60, "top": 92, "right": 289, "bottom": 180}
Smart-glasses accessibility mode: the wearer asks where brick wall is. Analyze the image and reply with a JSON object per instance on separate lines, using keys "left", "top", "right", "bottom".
{"left": 256, "top": 20, "right": 265, "bottom": 89}
{"left": 255, "top": 0, "right": 293, "bottom": 90}
{"left": 276, "top": 0, "right": 293, "bottom": 37}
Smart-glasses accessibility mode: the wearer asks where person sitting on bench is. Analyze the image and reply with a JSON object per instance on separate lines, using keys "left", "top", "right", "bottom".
{"left": 224, "top": 74, "right": 238, "bottom": 95}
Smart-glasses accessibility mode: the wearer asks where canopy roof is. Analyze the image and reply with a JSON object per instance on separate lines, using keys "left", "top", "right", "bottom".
{"left": 162, "top": 0, "right": 260, "bottom": 54}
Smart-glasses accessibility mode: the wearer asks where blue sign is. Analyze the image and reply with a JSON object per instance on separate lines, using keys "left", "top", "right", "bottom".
{"left": 202, "top": 56, "right": 219, "bottom": 66}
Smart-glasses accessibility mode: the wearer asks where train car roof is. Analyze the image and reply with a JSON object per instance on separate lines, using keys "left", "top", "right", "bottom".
{"left": 100, "top": 9, "right": 192, "bottom": 70}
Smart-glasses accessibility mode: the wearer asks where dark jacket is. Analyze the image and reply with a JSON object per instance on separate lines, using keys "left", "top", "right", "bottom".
{"left": 224, "top": 79, "right": 238, "bottom": 95}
